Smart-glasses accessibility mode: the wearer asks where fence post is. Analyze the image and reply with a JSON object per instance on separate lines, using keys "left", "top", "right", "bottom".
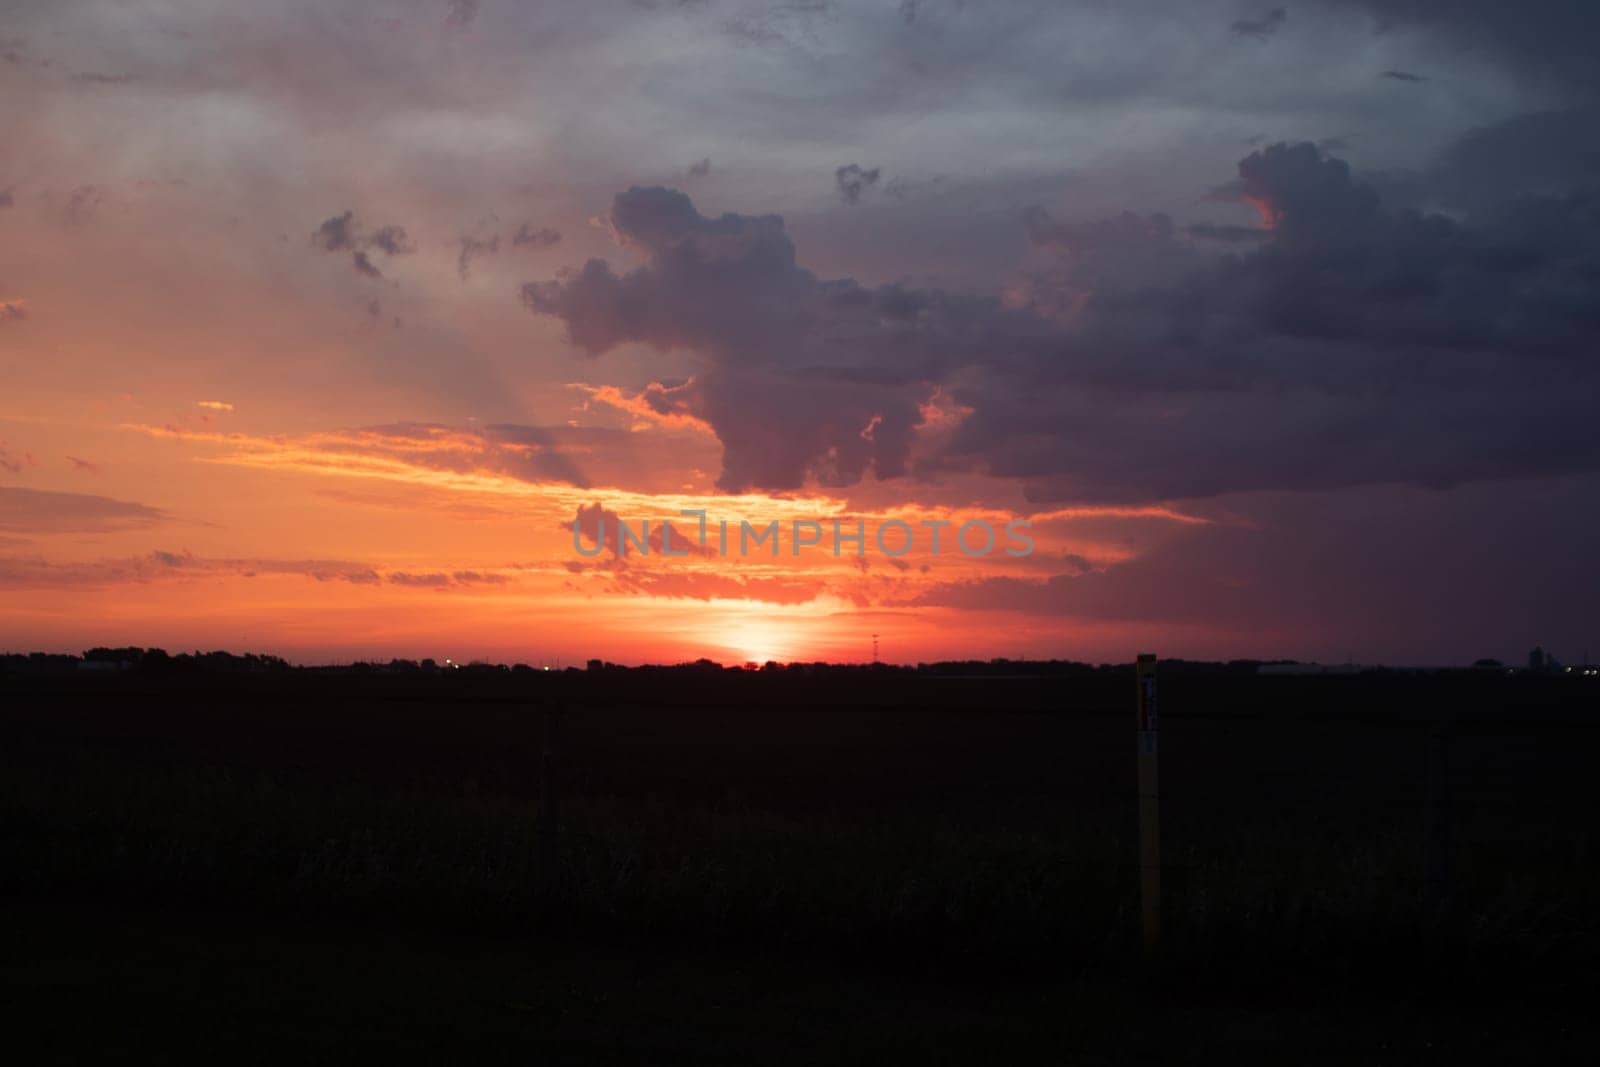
{"left": 538, "top": 701, "right": 562, "bottom": 898}
{"left": 1135, "top": 653, "right": 1161, "bottom": 955}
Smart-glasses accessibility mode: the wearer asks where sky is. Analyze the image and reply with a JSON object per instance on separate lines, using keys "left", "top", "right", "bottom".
{"left": 1, "top": 0, "right": 1597, "bottom": 667}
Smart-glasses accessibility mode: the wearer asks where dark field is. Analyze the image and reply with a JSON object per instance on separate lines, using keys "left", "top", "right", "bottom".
{"left": 3, "top": 666, "right": 1597, "bottom": 1063}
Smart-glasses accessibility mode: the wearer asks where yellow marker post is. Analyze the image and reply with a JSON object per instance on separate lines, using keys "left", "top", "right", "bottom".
{"left": 1135, "top": 653, "right": 1160, "bottom": 955}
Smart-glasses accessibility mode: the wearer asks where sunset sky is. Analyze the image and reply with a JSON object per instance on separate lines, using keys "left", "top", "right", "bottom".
{"left": 2, "top": 0, "right": 1597, "bottom": 666}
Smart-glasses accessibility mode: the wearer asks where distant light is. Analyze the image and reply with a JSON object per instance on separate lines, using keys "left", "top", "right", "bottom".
{"left": 543, "top": 666, "right": 550, "bottom": 671}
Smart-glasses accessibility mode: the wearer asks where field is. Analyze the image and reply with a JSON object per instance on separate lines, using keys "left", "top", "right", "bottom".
{"left": 3, "top": 664, "right": 1596, "bottom": 1062}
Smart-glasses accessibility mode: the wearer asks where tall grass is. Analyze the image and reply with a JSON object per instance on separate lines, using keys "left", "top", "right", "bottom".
{"left": 5, "top": 746, "right": 1594, "bottom": 978}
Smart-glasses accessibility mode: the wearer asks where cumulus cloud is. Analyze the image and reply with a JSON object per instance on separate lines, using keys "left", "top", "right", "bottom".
{"left": 525, "top": 120, "right": 1600, "bottom": 503}
{"left": 522, "top": 185, "right": 1048, "bottom": 491}
{"left": 951, "top": 135, "right": 1600, "bottom": 501}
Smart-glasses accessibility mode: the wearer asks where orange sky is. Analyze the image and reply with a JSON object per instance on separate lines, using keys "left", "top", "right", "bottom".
{"left": 0, "top": 395, "right": 1224, "bottom": 665}
{"left": 3, "top": 2, "right": 1593, "bottom": 668}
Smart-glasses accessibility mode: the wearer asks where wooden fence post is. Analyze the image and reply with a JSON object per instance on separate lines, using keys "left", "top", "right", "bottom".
{"left": 1136, "top": 653, "right": 1161, "bottom": 955}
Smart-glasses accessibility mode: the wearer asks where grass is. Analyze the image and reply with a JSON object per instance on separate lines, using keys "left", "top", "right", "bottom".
{"left": 2, "top": 670, "right": 1597, "bottom": 1060}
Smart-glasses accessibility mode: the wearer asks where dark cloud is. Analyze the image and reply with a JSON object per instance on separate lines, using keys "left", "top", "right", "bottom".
{"left": 522, "top": 186, "right": 1042, "bottom": 491}
{"left": 1186, "top": 222, "right": 1271, "bottom": 242}
{"left": 1423, "top": 109, "right": 1600, "bottom": 215}
{"left": 835, "top": 163, "right": 881, "bottom": 204}
{"left": 0, "top": 551, "right": 425, "bottom": 591}
{"left": 1023, "top": 207, "right": 1202, "bottom": 295}
{"left": 895, "top": 475, "right": 1600, "bottom": 660}
{"left": 686, "top": 157, "right": 712, "bottom": 179}
{"left": 351, "top": 250, "right": 382, "bottom": 278}
{"left": 388, "top": 569, "right": 510, "bottom": 588}
{"left": 526, "top": 118, "right": 1600, "bottom": 503}
{"left": 0, "top": 300, "right": 25, "bottom": 322}
{"left": 311, "top": 210, "right": 359, "bottom": 252}
{"left": 0, "top": 487, "right": 167, "bottom": 533}
{"left": 1324, "top": 0, "right": 1600, "bottom": 96}
{"left": 568, "top": 501, "right": 627, "bottom": 556}
{"left": 0, "top": 187, "right": 14, "bottom": 209}
{"left": 366, "top": 224, "right": 417, "bottom": 256}
{"left": 1231, "top": 7, "right": 1286, "bottom": 38}
{"left": 0, "top": 547, "right": 524, "bottom": 592}
{"left": 955, "top": 135, "right": 1600, "bottom": 501}
{"left": 609, "top": 569, "right": 825, "bottom": 605}
{"left": 312, "top": 211, "right": 416, "bottom": 278}
{"left": 458, "top": 233, "right": 500, "bottom": 280}
{"left": 1382, "top": 69, "right": 1426, "bottom": 83}
{"left": 0, "top": 443, "right": 34, "bottom": 475}
{"left": 512, "top": 223, "right": 562, "bottom": 249}
{"left": 565, "top": 502, "right": 713, "bottom": 559}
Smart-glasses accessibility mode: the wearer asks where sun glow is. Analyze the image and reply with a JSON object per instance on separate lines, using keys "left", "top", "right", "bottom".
{"left": 720, "top": 618, "right": 799, "bottom": 666}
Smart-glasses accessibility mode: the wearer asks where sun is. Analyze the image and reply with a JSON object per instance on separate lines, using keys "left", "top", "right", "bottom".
{"left": 721, "top": 618, "right": 797, "bottom": 666}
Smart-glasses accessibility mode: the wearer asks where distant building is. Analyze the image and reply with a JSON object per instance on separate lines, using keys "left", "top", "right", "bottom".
{"left": 1527, "top": 646, "right": 1564, "bottom": 673}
